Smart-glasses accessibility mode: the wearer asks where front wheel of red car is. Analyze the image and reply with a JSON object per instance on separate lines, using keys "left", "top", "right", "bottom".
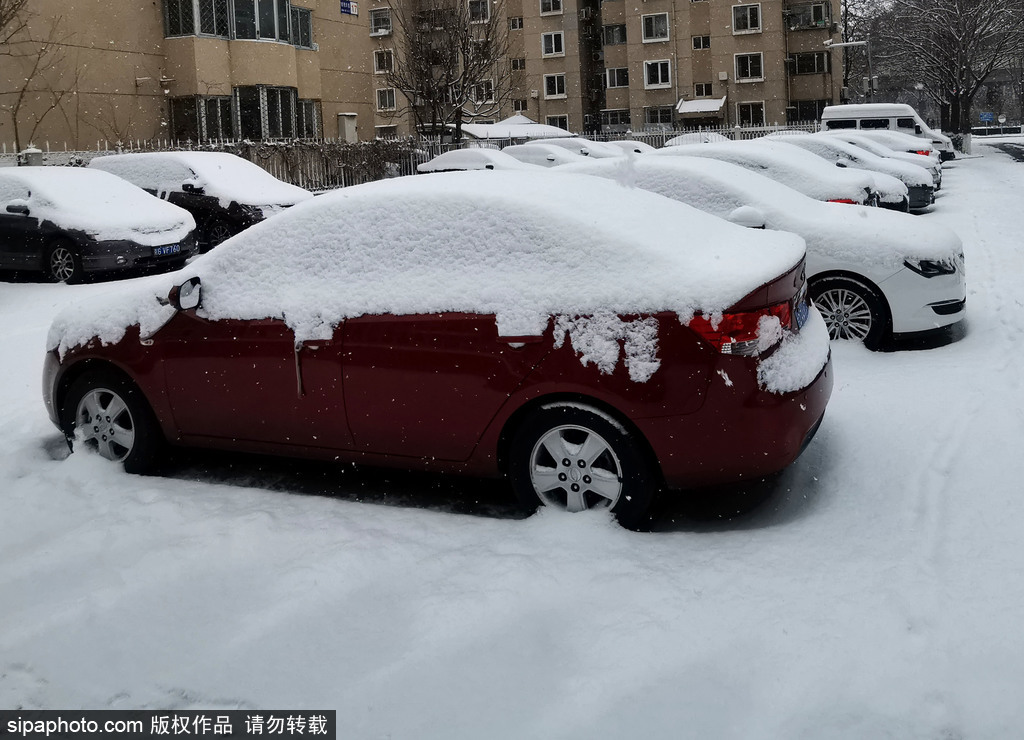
{"left": 61, "top": 370, "right": 163, "bottom": 474}
{"left": 508, "top": 403, "right": 658, "bottom": 530}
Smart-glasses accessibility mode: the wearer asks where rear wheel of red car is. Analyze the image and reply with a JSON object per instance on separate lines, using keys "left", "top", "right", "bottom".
{"left": 46, "top": 239, "right": 84, "bottom": 284}
{"left": 61, "top": 370, "right": 163, "bottom": 474}
{"left": 508, "top": 403, "right": 658, "bottom": 529}
{"left": 811, "top": 276, "right": 890, "bottom": 351}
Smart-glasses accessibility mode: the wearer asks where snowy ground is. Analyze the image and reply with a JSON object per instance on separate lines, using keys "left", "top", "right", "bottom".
{"left": 3, "top": 141, "right": 1024, "bottom": 739}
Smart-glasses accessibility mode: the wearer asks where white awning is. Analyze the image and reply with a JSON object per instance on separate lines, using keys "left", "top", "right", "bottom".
{"left": 676, "top": 96, "right": 727, "bottom": 116}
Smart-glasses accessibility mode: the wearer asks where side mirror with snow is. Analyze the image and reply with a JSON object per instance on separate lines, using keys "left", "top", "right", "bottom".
{"left": 169, "top": 276, "right": 202, "bottom": 311}
{"left": 727, "top": 206, "right": 767, "bottom": 230}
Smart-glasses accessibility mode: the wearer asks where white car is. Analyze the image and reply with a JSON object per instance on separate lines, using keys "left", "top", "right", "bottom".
{"left": 536, "top": 137, "right": 626, "bottom": 158}
{"left": 766, "top": 134, "right": 934, "bottom": 210}
{"left": 822, "top": 130, "right": 943, "bottom": 188}
{"left": 501, "top": 143, "right": 588, "bottom": 168}
{"left": 664, "top": 132, "right": 731, "bottom": 146}
{"left": 416, "top": 149, "right": 541, "bottom": 172}
{"left": 560, "top": 156, "right": 966, "bottom": 349}
{"left": 605, "top": 140, "right": 658, "bottom": 155}
{"left": 651, "top": 139, "right": 881, "bottom": 206}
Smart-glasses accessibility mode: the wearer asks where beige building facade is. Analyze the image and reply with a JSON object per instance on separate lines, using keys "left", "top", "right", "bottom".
{"left": 0, "top": 0, "right": 840, "bottom": 149}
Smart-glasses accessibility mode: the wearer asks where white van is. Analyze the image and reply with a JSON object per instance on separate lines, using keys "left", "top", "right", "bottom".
{"left": 820, "top": 103, "right": 955, "bottom": 160}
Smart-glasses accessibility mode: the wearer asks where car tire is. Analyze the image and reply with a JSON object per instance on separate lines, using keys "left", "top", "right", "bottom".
{"left": 508, "top": 403, "right": 658, "bottom": 529}
{"left": 61, "top": 370, "right": 163, "bottom": 474}
{"left": 46, "top": 239, "right": 84, "bottom": 283}
{"left": 203, "top": 218, "right": 234, "bottom": 251}
{"left": 811, "top": 275, "right": 890, "bottom": 350}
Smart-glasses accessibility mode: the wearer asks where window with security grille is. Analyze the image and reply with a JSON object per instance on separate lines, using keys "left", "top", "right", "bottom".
{"left": 165, "top": 0, "right": 195, "bottom": 36}
{"left": 290, "top": 5, "right": 313, "bottom": 47}
{"left": 735, "top": 52, "right": 763, "bottom": 81}
{"left": 199, "top": 0, "right": 230, "bottom": 35}
{"left": 377, "top": 87, "right": 397, "bottom": 110}
{"left": 296, "top": 99, "right": 320, "bottom": 137}
{"left": 374, "top": 49, "right": 394, "bottom": 73}
{"left": 235, "top": 85, "right": 301, "bottom": 138}
{"left": 789, "top": 51, "right": 830, "bottom": 75}
{"left": 605, "top": 67, "right": 628, "bottom": 88}
{"left": 642, "top": 13, "right": 669, "bottom": 42}
{"left": 733, "top": 4, "right": 761, "bottom": 33}
{"left": 169, "top": 97, "right": 200, "bottom": 139}
{"left": 603, "top": 24, "right": 626, "bottom": 45}
{"left": 542, "top": 32, "right": 564, "bottom": 56}
{"left": 544, "top": 73, "right": 566, "bottom": 97}
{"left": 644, "top": 60, "right": 670, "bottom": 88}
{"left": 203, "top": 97, "right": 234, "bottom": 139}
{"left": 370, "top": 8, "right": 392, "bottom": 35}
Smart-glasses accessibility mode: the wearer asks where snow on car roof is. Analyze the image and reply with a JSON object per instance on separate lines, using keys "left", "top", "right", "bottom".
{"left": 651, "top": 139, "right": 876, "bottom": 203}
{"left": 417, "top": 149, "right": 540, "bottom": 172}
{"left": 558, "top": 156, "right": 960, "bottom": 269}
{"left": 47, "top": 170, "right": 806, "bottom": 359}
{"left": 540, "top": 138, "right": 626, "bottom": 158}
{"left": 605, "top": 140, "right": 658, "bottom": 154}
{"left": 502, "top": 143, "right": 587, "bottom": 165}
{"left": 0, "top": 167, "right": 195, "bottom": 245}
{"left": 663, "top": 131, "right": 731, "bottom": 147}
{"left": 89, "top": 152, "right": 313, "bottom": 208}
{"left": 764, "top": 134, "right": 933, "bottom": 187}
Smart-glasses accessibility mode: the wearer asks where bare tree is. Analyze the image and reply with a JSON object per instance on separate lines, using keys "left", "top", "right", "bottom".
{"left": 379, "top": 0, "right": 518, "bottom": 140}
{"left": 872, "top": 0, "right": 1024, "bottom": 133}
{"left": 0, "top": 0, "right": 28, "bottom": 44}
{"left": 1, "top": 10, "right": 79, "bottom": 150}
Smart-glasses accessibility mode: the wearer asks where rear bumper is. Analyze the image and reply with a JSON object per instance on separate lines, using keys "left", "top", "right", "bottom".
{"left": 80, "top": 233, "right": 196, "bottom": 274}
{"left": 908, "top": 185, "right": 935, "bottom": 210}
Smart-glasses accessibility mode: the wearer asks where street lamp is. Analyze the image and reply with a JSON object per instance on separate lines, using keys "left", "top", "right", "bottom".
{"left": 824, "top": 38, "right": 873, "bottom": 101}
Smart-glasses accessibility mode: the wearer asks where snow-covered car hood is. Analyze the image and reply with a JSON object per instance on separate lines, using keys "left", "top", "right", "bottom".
{"left": 559, "top": 157, "right": 960, "bottom": 272}
{"left": 0, "top": 167, "right": 194, "bottom": 246}
{"left": 47, "top": 170, "right": 806, "bottom": 358}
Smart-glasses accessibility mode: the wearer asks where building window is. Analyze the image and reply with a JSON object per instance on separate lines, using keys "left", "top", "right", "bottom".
{"left": 513, "top": 98, "right": 529, "bottom": 111}
{"left": 603, "top": 24, "right": 626, "bottom": 45}
{"left": 694, "top": 82, "right": 712, "bottom": 97}
{"left": 165, "top": 0, "right": 195, "bottom": 36}
{"left": 165, "top": 0, "right": 231, "bottom": 38}
{"left": 375, "top": 125, "right": 399, "bottom": 138}
{"left": 374, "top": 48, "right": 393, "bottom": 73}
{"left": 203, "top": 96, "right": 234, "bottom": 138}
{"left": 546, "top": 114, "right": 569, "bottom": 129}
{"left": 469, "top": 0, "right": 490, "bottom": 23}
{"left": 542, "top": 32, "right": 564, "bottom": 56}
{"left": 377, "top": 87, "right": 397, "bottom": 110}
{"left": 605, "top": 67, "right": 629, "bottom": 88}
{"left": 470, "top": 79, "right": 494, "bottom": 103}
{"left": 370, "top": 8, "right": 392, "bottom": 35}
{"left": 642, "top": 13, "right": 669, "bottom": 42}
{"left": 732, "top": 4, "right": 761, "bottom": 33}
{"left": 789, "top": 51, "right": 830, "bottom": 75}
{"left": 296, "top": 98, "right": 319, "bottom": 137}
{"left": 735, "top": 52, "right": 763, "bottom": 81}
{"left": 540, "top": 0, "right": 562, "bottom": 14}
{"left": 290, "top": 6, "right": 313, "bottom": 47}
{"left": 511, "top": 57, "right": 526, "bottom": 70}
{"left": 644, "top": 60, "right": 671, "bottom": 88}
{"left": 738, "top": 101, "right": 765, "bottom": 126}
{"left": 692, "top": 35, "right": 710, "bottom": 50}
{"left": 600, "top": 109, "right": 630, "bottom": 127}
{"left": 544, "top": 73, "right": 566, "bottom": 97}
{"left": 788, "top": 99, "right": 828, "bottom": 123}
{"left": 645, "top": 106, "right": 673, "bottom": 127}
{"left": 509, "top": 16, "right": 523, "bottom": 29}
{"left": 234, "top": 86, "right": 302, "bottom": 139}
{"left": 787, "top": 2, "right": 830, "bottom": 29}
{"left": 232, "top": 0, "right": 290, "bottom": 41}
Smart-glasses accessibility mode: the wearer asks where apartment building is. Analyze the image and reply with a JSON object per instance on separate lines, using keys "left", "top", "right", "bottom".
{"left": 0, "top": 0, "right": 840, "bottom": 149}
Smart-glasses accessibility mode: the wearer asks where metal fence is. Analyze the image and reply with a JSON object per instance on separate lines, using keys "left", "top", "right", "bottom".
{"left": 0, "top": 121, "right": 824, "bottom": 189}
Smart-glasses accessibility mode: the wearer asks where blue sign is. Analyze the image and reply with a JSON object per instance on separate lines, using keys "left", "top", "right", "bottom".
{"left": 339, "top": 0, "right": 358, "bottom": 15}
{"left": 980, "top": 111, "right": 995, "bottom": 122}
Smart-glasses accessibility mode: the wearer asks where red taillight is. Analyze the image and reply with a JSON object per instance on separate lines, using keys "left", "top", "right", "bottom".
{"left": 827, "top": 198, "right": 858, "bottom": 205}
{"left": 914, "top": 150, "right": 932, "bottom": 156}
{"left": 689, "top": 302, "right": 793, "bottom": 356}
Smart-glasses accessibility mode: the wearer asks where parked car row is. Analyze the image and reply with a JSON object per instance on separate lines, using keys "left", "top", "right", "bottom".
{"left": 1, "top": 152, "right": 312, "bottom": 283}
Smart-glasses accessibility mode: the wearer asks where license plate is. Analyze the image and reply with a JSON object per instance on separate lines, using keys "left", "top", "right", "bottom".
{"left": 794, "top": 282, "right": 809, "bottom": 329}
{"left": 153, "top": 244, "right": 181, "bottom": 257}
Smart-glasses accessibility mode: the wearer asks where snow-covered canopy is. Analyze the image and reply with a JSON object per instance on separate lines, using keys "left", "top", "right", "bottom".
{"left": 89, "top": 152, "right": 313, "bottom": 209}
{"left": 0, "top": 167, "right": 195, "bottom": 246}
{"left": 675, "top": 97, "right": 727, "bottom": 115}
{"left": 651, "top": 139, "right": 876, "bottom": 204}
{"left": 456, "top": 115, "right": 575, "bottom": 141}
{"left": 47, "top": 171, "right": 806, "bottom": 356}
{"left": 766, "top": 133, "right": 932, "bottom": 187}
{"left": 557, "top": 156, "right": 961, "bottom": 273}
{"left": 417, "top": 149, "right": 540, "bottom": 172}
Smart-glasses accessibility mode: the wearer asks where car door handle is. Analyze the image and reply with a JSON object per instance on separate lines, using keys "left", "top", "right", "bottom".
{"left": 498, "top": 335, "right": 544, "bottom": 347}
